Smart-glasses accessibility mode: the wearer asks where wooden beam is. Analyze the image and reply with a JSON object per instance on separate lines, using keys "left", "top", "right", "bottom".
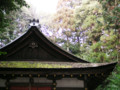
{"left": 52, "top": 79, "right": 56, "bottom": 90}
{"left": 5, "top": 79, "right": 10, "bottom": 90}
{"left": 29, "top": 77, "right": 33, "bottom": 90}
{"left": 84, "top": 75, "right": 88, "bottom": 90}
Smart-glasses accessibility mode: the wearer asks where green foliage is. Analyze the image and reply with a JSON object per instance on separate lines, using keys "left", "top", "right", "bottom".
{"left": 0, "top": 0, "right": 119, "bottom": 89}
{"left": 69, "top": 43, "right": 80, "bottom": 54}
{"left": 0, "top": 0, "right": 28, "bottom": 32}
{"left": 99, "top": 0, "right": 120, "bottom": 30}
{"left": 0, "top": 8, "right": 32, "bottom": 45}
{"left": 0, "top": 0, "right": 29, "bottom": 54}
{"left": 52, "top": 0, "right": 82, "bottom": 51}
{"left": 62, "top": 43, "right": 80, "bottom": 54}
{"left": 0, "top": 51, "right": 7, "bottom": 55}
{"left": 96, "top": 65, "right": 120, "bottom": 90}
{"left": 72, "top": 0, "right": 119, "bottom": 88}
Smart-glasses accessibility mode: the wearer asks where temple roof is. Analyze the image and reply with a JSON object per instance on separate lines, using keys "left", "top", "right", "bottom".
{"left": 0, "top": 20, "right": 117, "bottom": 90}
{"left": 0, "top": 61, "right": 117, "bottom": 68}
{"left": 0, "top": 26, "right": 88, "bottom": 63}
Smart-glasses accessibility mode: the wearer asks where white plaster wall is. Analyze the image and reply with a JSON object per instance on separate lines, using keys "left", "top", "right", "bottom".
{"left": 10, "top": 77, "right": 29, "bottom": 83}
{"left": 10, "top": 77, "right": 52, "bottom": 83}
{"left": 34, "top": 78, "right": 52, "bottom": 83}
{"left": 56, "top": 78, "right": 84, "bottom": 88}
{"left": 0, "top": 79, "right": 6, "bottom": 87}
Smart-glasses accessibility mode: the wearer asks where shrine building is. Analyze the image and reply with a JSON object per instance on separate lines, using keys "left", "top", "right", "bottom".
{"left": 0, "top": 19, "right": 117, "bottom": 90}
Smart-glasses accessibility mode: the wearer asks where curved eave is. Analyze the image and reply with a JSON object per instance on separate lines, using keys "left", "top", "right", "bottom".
{"left": 0, "top": 62, "right": 117, "bottom": 90}
{"left": 30, "top": 26, "right": 88, "bottom": 62}
{"left": 0, "top": 62, "right": 117, "bottom": 73}
{"left": 0, "top": 26, "right": 88, "bottom": 63}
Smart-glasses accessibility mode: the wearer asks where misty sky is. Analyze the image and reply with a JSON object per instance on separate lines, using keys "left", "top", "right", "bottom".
{"left": 25, "top": 0, "right": 58, "bottom": 14}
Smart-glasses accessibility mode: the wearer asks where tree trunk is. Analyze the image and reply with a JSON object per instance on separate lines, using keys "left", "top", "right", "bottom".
{"left": 77, "top": 35, "right": 80, "bottom": 53}
{"left": 66, "top": 36, "right": 69, "bottom": 52}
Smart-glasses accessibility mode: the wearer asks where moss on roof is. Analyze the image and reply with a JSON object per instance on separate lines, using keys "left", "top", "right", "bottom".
{"left": 0, "top": 61, "right": 114, "bottom": 68}
{"left": 0, "top": 61, "right": 72, "bottom": 68}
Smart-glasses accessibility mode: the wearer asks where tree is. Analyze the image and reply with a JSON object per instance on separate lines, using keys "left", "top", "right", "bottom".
{"left": 73, "top": 0, "right": 105, "bottom": 58}
{"left": 0, "top": 0, "right": 28, "bottom": 52}
{"left": 95, "top": 0, "right": 120, "bottom": 89}
{"left": 52, "top": 0, "right": 82, "bottom": 51}
{"left": 98, "top": 0, "right": 120, "bottom": 62}
{"left": 0, "top": 0, "right": 28, "bottom": 32}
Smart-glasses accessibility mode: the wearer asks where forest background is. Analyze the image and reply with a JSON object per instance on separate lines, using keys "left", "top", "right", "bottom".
{"left": 0, "top": 0, "right": 120, "bottom": 89}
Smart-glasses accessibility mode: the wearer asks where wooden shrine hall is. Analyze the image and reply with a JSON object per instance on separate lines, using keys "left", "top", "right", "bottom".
{"left": 0, "top": 19, "right": 117, "bottom": 90}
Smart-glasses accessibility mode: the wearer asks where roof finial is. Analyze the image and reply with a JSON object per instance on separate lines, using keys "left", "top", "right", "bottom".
{"left": 29, "top": 19, "right": 41, "bottom": 28}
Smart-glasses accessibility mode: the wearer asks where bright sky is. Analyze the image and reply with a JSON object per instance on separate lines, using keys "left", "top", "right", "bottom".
{"left": 25, "top": 0, "right": 58, "bottom": 14}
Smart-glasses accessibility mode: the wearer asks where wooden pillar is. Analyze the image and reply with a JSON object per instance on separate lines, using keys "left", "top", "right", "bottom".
{"left": 5, "top": 79, "right": 10, "bottom": 90}
{"left": 84, "top": 75, "right": 88, "bottom": 90}
{"left": 52, "top": 79, "right": 56, "bottom": 90}
{"left": 29, "top": 77, "right": 34, "bottom": 90}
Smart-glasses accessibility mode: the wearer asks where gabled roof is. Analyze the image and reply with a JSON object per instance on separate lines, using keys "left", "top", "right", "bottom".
{"left": 0, "top": 23, "right": 117, "bottom": 90}
{"left": 0, "top": 26, "right": 88, "bottom": 63}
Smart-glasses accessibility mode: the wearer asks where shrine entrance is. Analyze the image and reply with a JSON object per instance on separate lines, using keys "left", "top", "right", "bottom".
{"left": 10, "top": 86, "right": 51, "bottom": 90}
